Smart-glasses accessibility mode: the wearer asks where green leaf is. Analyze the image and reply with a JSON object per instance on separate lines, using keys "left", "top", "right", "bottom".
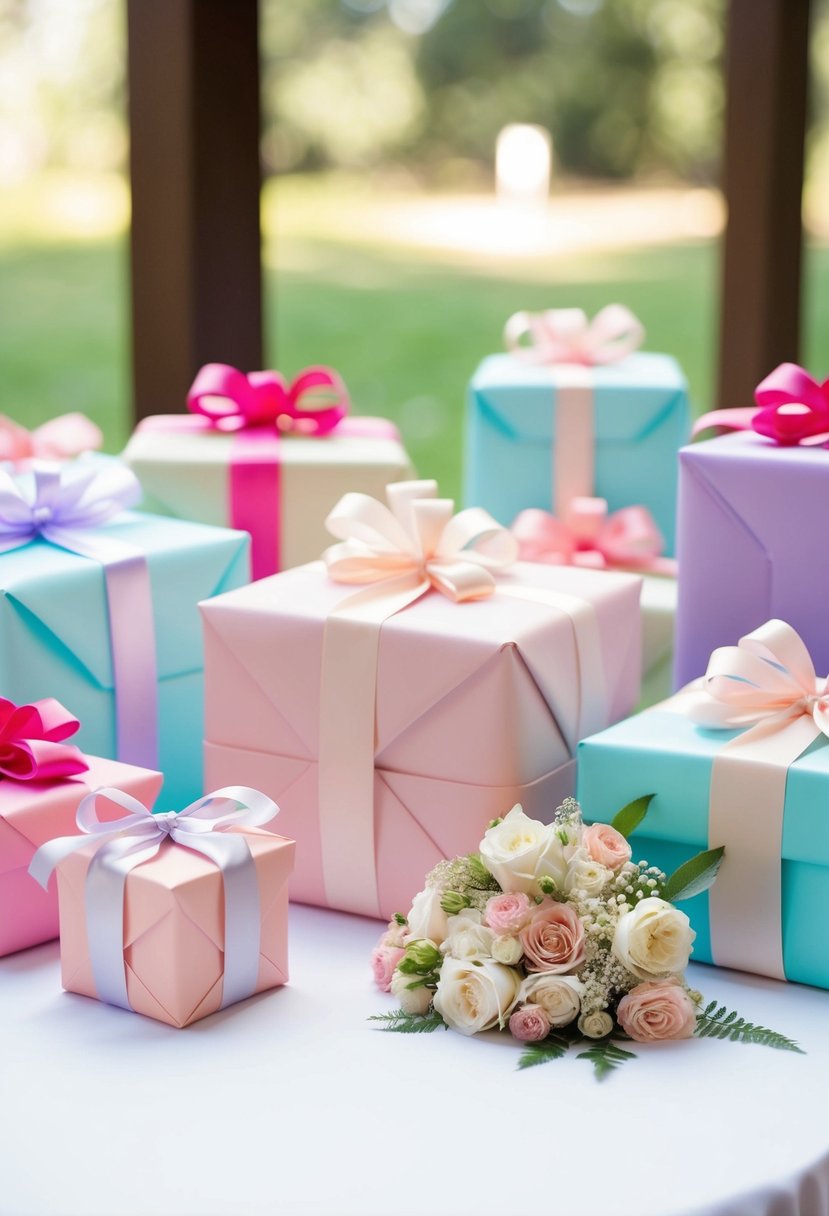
{"left": 576, "top": 1039, "right": 637, "bottom": 1080}
{"left": 610, "top": 795, "right": 655, "bottom": 840}
{"left": 662, "top": 846, "right": 725, "bottom": 903}
{"left": 694, "top": 1004, "right": 804, "bottom": 1053}
{"left": 516, "top": 1033, "right": 571, "bottom": 1070}
{"left": 368, "top": 1009, "right": 446, "bottom": 1033}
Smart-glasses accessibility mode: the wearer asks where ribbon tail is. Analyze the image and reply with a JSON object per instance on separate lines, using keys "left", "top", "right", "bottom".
{"left": 691, "top": 407, "right": 758, "bottom": 438}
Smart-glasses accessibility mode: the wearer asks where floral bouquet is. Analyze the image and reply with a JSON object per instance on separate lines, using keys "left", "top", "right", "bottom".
{"left": 371, "top": 799, "right": 801, "bottom": 1078}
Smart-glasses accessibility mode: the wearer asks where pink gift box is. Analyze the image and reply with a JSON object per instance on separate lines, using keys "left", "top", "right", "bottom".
{"left": 201, "top": 560, "right": 641, "bottom": 921}
{"left": 54, "top": 824, "right": 296, "bottom": 1027}
{"left": 0, "top": 757, "right": 162, "bottom": 957}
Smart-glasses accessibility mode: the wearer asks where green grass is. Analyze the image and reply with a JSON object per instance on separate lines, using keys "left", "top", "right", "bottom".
{"left": 1, "top": 230, "right": 827, "bottom": 503}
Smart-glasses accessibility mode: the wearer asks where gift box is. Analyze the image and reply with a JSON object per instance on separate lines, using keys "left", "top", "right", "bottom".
{"left": 123, "top": 363, "right": 414, "bottom": 580}
{"left": 0, "top": 697, "right": 161, "bottom": 956}
{"left": 0, "top": 462, "right": 249, "bottom": 807}
{"left": 577, "top": 621, "right": 829, "bottom": 988}
{"left": 674, "top": 430, "right": 829, "bottom": 687}
{"left": 466, "top": 312, "right": 689, "bottom": 556}
{"left": 31, "top": 787, "right": 296, "bottom": 1027}
{"left": 201, "top": 480, "right": 642, "bottom": 922}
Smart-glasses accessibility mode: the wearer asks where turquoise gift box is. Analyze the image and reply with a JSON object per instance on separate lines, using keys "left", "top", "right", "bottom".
{"left": 576, "top": 707, "right": 829, "bottom": 989}
{"left": 465, "top": 352, "right": 690, "bottom": 556}
{"left": 0, "top": 512, "right": 249, "bottom": 807}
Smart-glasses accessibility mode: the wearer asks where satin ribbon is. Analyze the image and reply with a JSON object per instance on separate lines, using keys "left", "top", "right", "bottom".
{"left": 0, "top": 413, "right": 103, "bottom": 465}
{"left": 319, "top": 479, "right": 609, "bottom": 918}
{"left": 512, "top": 498, "right": 677, "bottom": 576}
{"left": 674, "top": 620, "right": 829, "bottom": 980}
{"left": 0, "top": 696, "right": 88, "bottom": 781}
{"left": 138, "top": 364, "right": 399, "bottom": 581}
{"left": 504, "top": 305, "right": 644, "bottom": 517}
{"left": 29, "top": 785, "right": 277, "bottom": 1013}
{"left": 693, "top": 363, "right": 829, "bottom": 447}
{"left": 0, "top": 462, "right": 159, "bottom": 769}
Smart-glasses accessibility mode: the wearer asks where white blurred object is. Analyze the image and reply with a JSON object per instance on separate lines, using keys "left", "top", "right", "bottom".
{"left": 496, "top": 123, "right": 552, "bottom": 204}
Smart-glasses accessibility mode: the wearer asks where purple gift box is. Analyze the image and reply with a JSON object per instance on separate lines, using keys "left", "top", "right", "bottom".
{"left": 674, "top": 431, "right": 829, "bottom": 687}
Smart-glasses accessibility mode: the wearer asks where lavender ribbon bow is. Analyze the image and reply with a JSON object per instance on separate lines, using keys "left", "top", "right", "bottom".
{"left": 29, "top": 785, "right": 278, "bottom": 1013}
{"left": 0, "top": 462, "right": 159, "bottom": 769}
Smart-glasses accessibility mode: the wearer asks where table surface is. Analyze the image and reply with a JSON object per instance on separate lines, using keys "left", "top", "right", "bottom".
{"left": 2, "top": 903, "right": 829, "bottom": 1216}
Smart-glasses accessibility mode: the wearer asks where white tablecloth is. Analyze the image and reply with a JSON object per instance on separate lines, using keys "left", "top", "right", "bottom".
{"left": 2, "top": 904, "right": 828, "bottom": 1216}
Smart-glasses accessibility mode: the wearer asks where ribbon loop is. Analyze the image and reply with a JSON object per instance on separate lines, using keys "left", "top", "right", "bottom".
{"left": 512, "top": 498, "right": 675, "bottom": 576}
{"left": 0, "top": 413, "right": 102, "bottom": 464}
{"left": 504, "top": 304, "right": 644, "bottom": 366}
{"left": 0, "top": 696, "right": 88, "bottom": 782}
{"left": 187, "top": 363, "right": 350, "bottom": 436}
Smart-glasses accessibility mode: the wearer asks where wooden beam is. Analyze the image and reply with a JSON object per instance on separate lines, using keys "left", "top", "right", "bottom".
{"left": 127, "top": 0, "right": 263, "bottom": 421}
{"left": 717, "top": 0, "right": 811, "bottom": 407}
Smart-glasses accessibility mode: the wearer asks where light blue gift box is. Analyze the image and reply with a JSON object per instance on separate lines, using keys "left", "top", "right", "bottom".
{"left": 576, "top": 708, "right": 829, "bottom": 988}
{"left": 0, "top": 512, "right": 249, "bottom": 808}
{"left": 465, "top": 352, "right": 690, "bottom": 556}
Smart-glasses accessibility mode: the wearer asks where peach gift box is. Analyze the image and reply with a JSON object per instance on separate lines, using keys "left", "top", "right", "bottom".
{"left": 0, "top": 756, "right": 161, "bottom": 957}
{"left": 201, "top": 559, "right": 642, "bottom": 922}
{"left": 52, "top": 823, "right": 296, "bottom": 1028}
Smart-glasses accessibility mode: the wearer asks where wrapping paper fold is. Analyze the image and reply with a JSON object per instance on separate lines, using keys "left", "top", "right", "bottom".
{"left": 466, "top": 352, "right": 689, "bottom": 555}
{"left": 54, "top": 825, "right": 295, "bottom": 1027}
{"left": 0, "top": 756, "right": 162, "bottom": 956}
{"left": 675, "top": 432, "right": 829, "bottom": 686}
{"left": 201, "top": 560, "right": 642, "bottom": 921}
{"left": 0, "top": 512, "right": 249, "bottom": 806}
{"left": 123, "top": 420, "right": 414, "bottom": 575}
{"left": 576, "top": 705, "right": 829, "bottom": 988}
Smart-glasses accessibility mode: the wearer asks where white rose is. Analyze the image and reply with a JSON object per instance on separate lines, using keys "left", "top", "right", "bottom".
{"left": 404, "top": 887, "right": 450, "bottom": 947}
{"left": 578, "top": 1010, "right": 614, "bottom": 1039}
{"left": 479, "top": 805, "right": 573, "bottom": 897}
{"left": 519, "top": 973, "right": 583, "bottom": 1027}
{"left": 390, "top": 968, "right": 433, "bottom": 1016}
{"left": 612, "top": 897, "right": 696, "bottom": 979}
{"left": 441, "top": 909, "right": 495, "bottom": 960}
{"left": 491, "top": 935, "right": 523, "bottom": 965}
{"left": 564, "top": 849, "right": 612, "bottom": 899}
{"left": 433, "top": 956, "right": 522, "bottom": 1035}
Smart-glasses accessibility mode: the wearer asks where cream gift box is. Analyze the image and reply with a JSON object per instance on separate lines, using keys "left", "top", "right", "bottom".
{"left": 201, "top": 480, "right": 642, "bottom": 921}
{"left": 123, "top": 362, "right": 414, "bottom": 579}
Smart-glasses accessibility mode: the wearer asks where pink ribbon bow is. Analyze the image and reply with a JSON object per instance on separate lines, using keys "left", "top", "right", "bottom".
{"left": 0, "top": 414, "right": 103, "bottom": 465}
{"left": 504, "top": 304, "right": 644, "bottom": 366}
{"left": 0, "top": 697, "right": 88, "bottom": 782}
{"left": 324, "top": 479, "right": 519, "bottom": 602}
{"left": 187, "top": 363, "right": 349, "bottom": 435}
{"left": 512, "top": 498, "right": 677, "bottom": 576}
{"left": 681, "top": 619, "right": 829, "bottom": 736}
{"left": 693, "top": 363, "right": 829, "bottom": 447}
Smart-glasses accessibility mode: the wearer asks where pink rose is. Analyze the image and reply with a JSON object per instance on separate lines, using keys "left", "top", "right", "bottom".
{"left": 616, "top": 979, "right": 697, "bottom": 1043}
{"left": 583, "top": 823, "right": 632, "bottom": 872}
{"left": 485, "top": 891, "right": 533, "bottom": 935}
{"left": 520, "top": 900, "right": 585, "bottom": 974}
{"left": 509, "top": 1004, "right": 551, "bottom": 1043}
{"left": 371, "top": 942, "right": 405, "bottom": 992}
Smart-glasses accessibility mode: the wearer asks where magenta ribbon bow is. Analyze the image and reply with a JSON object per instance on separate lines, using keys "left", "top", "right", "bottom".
{"left": 0, "top": 413, "right": 103, "bottom": 465}
{"left": 693, "top": 363, "right": 829, "bottom": 447}
{"left": 187, "top": 363, "right": 349, "bottom": 435}
{"left": 0, "top": 697, "right": 88, "bottom": 781}
{"left": 511, "top": 498, "right": 677, "bottom": 576}
{"left": 0, "top": 461, "right": 159, "bottom": 770}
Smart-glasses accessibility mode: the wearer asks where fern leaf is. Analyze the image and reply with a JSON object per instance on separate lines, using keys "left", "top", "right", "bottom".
{"left": 695, "top": 1005, "right": 804, "bottom": 1053}
{"left": 516, "top": 1033, "right": 571, "bottom": 1070}
{"left": 368, "top": 1009, "right": 446, "bottom": 1033}
{"left": 576, "top": 1039, "right": 637, "bottom": 1080}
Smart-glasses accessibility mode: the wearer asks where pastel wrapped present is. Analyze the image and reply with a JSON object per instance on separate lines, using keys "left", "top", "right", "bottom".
{"left": 675, "top": 404, "right": 829, "bottom": 687}
{"left": 577, "top": 621, "right": 829, "bottom": 988}
{"left": 30, "top": 786, "right": 295, "bottom": 1027}
{"left": 511, "top": 499, "right": 677, "bottom": 707}
{"left": 0, "top": 461, "right": 249, "bottom": 807}
{"left": 123, "top": 363, "right": 414, "bottom": 580}
{"left": 466, "top": 307, "right": 690, "bottom": 556}
{"left": 201, "top": 479, "right": 642, "bottom": 922}
{"left": 0, "top": 697, "right": 162, "bottom": 956}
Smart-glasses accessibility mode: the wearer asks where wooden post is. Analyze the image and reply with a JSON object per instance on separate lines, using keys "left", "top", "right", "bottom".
{"left": 717, "top": 0, "right": 811, "bottom": 407}
{"left": 127, "top": 0, "right": 263, "bottom": 421}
